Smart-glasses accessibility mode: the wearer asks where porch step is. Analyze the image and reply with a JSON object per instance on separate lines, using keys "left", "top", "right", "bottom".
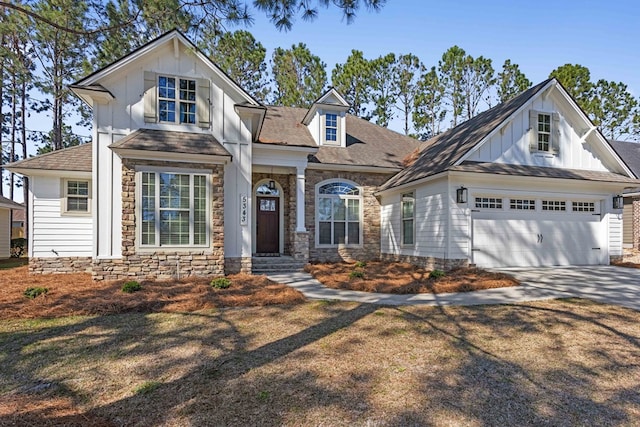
{"left": 252, "top": 255, "right": 307, "bottom": 274}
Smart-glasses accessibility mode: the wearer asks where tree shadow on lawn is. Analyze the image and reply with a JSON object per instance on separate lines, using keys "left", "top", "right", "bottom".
{"left": 2, "top": 299, "right": 640, "bottom": 425}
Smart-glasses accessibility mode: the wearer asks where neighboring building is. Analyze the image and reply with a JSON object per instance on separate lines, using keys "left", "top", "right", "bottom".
{"left": 609, "top": 140, "right": 640, "bottom": 249}
{"left": 7, "top": 30, "right": 639, "bottom": 279}
{"left": 12, "top": 208, "right": 25, "bottom": 239}
{"left": 0, "top": 196, "right": 24, "bottom": 258}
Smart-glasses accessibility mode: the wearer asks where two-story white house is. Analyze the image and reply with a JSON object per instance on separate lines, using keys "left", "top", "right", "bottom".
{"left": 9, "top": 30, "right": 638, "bottom": 280}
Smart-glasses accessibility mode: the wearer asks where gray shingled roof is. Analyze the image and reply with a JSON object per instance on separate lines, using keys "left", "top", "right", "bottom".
{"left": 110, "top": 129, "right": 231, "bottom": 157}
{"left": 451, "top": 161, "right": 640, "bottom": 184}
{"left": 0, "top": 195, "right": 24, "bottom": 210}
{"left": 609, "top": 140, "right": 640, "bottom": 178}
{"left": 380, "top": 79, "right": 553, "bottom": 190}
{"left": 259, "top": 106, "right": 421, "bottom": 169}
{"left": 7, "top": 143, "right": 92, "bottom": 172}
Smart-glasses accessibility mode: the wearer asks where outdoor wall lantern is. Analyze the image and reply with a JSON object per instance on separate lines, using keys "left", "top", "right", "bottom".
{"left": 613, "top": 194, "right": 624, "bottom": 209}
{"left": 268, "top": 180, "right": 276, "bottom": 190}
{"left": 456, "top": 186, "right": 468, "bottom": 204}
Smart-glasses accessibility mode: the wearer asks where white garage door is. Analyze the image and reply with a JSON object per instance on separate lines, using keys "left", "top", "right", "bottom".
{"left": 472, "top": 200, "right": 604, "bottom": 268}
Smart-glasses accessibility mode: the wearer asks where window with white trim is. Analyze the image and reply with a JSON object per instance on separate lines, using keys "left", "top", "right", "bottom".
{"left": 572, "top": 201, "right": 596, "bottom": 213}
{"left": 141, "top": 172, "right": 208, "bottom": 247}
{"left": 323, "top": 113, "right": 339, "bottom": 145}
{"left": 537, "top": 113, "right": 551, "bottom": 151}
{"left": 542, "top": 200, "right": 566, "bottom": 211}
{"left": 63, "top": 179, "right": 90, "bottom": 214}
{"left": 475, "top": 197, "right": 503, "bottom": 209}
{"left": 510, "top": 199, "right": 535, "bottom": 210}
{"left": 401, "top": 192, "right": 415, "bottom": 246}
{"left": 316, "top": 181, "right": 361, "bottom": 246}
{"left": 158, "top": 76, "right": 196, "bottom": 124}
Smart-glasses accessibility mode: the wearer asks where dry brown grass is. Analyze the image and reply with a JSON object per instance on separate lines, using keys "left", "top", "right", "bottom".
{"left": 306, "top": 261, "right": 519, "bottom": 294}
{"left": 1, "top": 299, "right": 640, "bottom": 426}
{"left": 0, "top": 265, "right": 305, "bottom": 319}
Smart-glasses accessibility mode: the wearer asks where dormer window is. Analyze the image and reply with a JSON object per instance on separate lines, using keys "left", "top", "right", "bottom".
{"left": 158, "top": 76, "right": 196, "bottom": 124}
{"left": 325, "top": 113, "right": 338, "bottom": 142}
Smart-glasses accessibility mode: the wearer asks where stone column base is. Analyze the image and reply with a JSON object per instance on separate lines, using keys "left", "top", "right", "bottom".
{"left": 225, "top": 257, "right": 252, "bottom": 275}
{"left": 292, "top": 231, "right": 309, "bottom": 262}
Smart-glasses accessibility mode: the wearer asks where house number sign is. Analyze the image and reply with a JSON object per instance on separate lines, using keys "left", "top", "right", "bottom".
{"left": 240, "top": 194, "right": 248, "bottom": 225}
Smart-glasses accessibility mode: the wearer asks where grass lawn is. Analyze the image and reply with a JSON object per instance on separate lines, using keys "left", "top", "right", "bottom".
{"left": 2, "top": 298, "right": 640, "bottom": 425}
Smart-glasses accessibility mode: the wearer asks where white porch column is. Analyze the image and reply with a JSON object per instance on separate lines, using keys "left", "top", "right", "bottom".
{"left": 296, "top": 165, "right": 306, "bottom": 232}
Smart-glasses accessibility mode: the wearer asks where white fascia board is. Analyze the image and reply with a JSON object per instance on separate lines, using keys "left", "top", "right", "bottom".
{"left": 448, "top": 169, "right": 634, "bottom": 192}
{"left": 112, "top": 148, "right": 230, "bottom": 165}
{"left": 77, "top": 31, "right": 259, "bottom": 107}
{"left": 70, "top": 86, "right": 114, "bottom": 107}
{"left": 375, "top": 171, "right": 448, "bottom": 196}
{"left": 6, "top": 168, "right": 91, "bottom": 179}
{"left": 307, "top": 163, "right": 401, "bottom": 174}
{"left": 456, "top": 80, "right": 555, "bottom": 165}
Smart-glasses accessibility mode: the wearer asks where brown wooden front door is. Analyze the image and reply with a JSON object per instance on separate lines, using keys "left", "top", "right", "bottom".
{"left": 256, "top": 196, "right": 279, "bottom": 253}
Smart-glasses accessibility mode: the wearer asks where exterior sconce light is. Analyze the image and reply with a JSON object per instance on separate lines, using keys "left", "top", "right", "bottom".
{"left": 268, "top": 180, "right": 276, "bottom": 190}
{"left": 456, "top": 186, "right": 468, "bottom": 204}
{"left": 613, "top": 195, "right": 623, "bottom": 209}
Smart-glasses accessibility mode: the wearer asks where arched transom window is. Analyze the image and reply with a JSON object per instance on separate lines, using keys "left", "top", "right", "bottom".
{"left": 316, "top": 180, "right": 361, "bottom": 246}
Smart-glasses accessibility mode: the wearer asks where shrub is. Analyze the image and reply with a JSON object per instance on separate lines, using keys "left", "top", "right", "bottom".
{"left": 354, "top": 261, "right": 367, "bottom": 268}
{"left": 430, "top": 269, "right": 446, "bottom": 279}
{"left": 133, "top": 381, "right": 161, "bottom": 395}
{"left": 24, "top": 287, "right": 48, "bottom": 299}
{"left": 211, "top": 277, "right": 231, "bottom": 289}
{"left": 349, "top": 270, "right": 365, "bottom": 279}
{"left": 121, "top": 281, "right": 142, "bottom": 293}
{"left": 10, "top": 238, "right": 26, "bottom": 258}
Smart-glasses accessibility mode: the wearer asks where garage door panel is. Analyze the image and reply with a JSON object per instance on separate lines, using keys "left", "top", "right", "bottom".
{"left": 472, "top": 215, "right": 602, "bottom": 268}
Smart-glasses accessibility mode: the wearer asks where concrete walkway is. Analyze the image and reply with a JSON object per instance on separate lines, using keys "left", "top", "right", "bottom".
{"left": 268, "top": 265, "right": 640, "bottom": 310}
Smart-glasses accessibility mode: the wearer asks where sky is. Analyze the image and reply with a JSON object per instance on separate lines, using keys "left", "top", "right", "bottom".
{"left": 241, "top": 0, "right": 640, "bottom": 107}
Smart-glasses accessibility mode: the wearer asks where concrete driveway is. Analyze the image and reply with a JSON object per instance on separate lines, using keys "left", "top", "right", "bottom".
{"left": 499, "top": 265, "right": 640, "bottom": 311}
{"left": 269, "top": 265, "right": 640, "bottom": 310}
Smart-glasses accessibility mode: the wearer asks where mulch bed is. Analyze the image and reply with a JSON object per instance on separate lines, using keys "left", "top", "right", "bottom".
{"left": 0, "top": 265, "right": 305, "bottom": 320}
{"left": 305, "top": 261, "right": 519, "bottom": 294}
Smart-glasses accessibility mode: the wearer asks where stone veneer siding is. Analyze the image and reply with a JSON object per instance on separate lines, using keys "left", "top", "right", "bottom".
{"left": 30, "top": 256, "right": 93, "bottom": 274}
{"left": 380, "top": 253, "right": 468, "bottom": 271}
{"left": 92, "top": 159, "right": 225, "bottom": 281}
{"left": 305, "top": 169, "right": 390, "bottom": 263}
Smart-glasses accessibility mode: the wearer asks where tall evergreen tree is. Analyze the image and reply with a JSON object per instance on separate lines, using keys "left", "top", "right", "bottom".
{"left": 460, "top": 55, "right": 494, "bottom": 120}
{"left": 270, "top": 43, "right": 326, "bottom": 108}
{"left": 413, "top": 66, "right": 446, "bottom": 140}
{"left": 549, "top": 64, "right": 594, "bottom": 115}
{"left": 392, "top": 53, "right": 423, "bottom": 135}
{"left": 369, "top": 53, "right": 396, "bottom": 127}
{"left": 200, "top": 30, "right": 269, "bottom": 101}
{"left": 331, "top": 50, "right": 372, "bottom": 118}
{"left": 592, "top": 80, "right": 639, "bottom": 140}
{"left": 438, "top": 46, "right": 466, "bottom": 127}
{"left": 31, "top": 0, "right": 93, "bottom": 151}
{"left": 497, "top": 59, "right": 531, "bottom": 102}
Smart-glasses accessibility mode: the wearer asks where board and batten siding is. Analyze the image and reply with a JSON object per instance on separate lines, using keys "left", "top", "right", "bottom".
{"left": 0, "top": 209, "right": 10, "bottom": 258}
{"left": 30, "top": 176, "right": 93, "bottom": 258}
{"left": 466, "top": 92, "right": 610, "bottom": 172}
{"left": 381, "top": 179, "right": 449, "bottom": 258}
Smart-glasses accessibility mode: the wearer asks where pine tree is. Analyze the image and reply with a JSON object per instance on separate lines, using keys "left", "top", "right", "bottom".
{"left": 271, "top": 43, "right": 326, "bottom": 108}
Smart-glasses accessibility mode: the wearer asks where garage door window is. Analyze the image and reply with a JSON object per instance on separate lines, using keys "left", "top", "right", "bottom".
{"left": 510, "top": 199, "right": 535, "bottom": 210}
{"left": 542, "top": 200, "right": 566, "bottom": 211}
{"left": 572, "top": 201, "right": 595, "bottom": 212}
{"left": 475, "top": 197, "right": 502, "bottom": 209}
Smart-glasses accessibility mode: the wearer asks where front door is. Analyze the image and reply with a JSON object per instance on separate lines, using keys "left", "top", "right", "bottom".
{"left": 256, "top": 196, "right": 279, "bottom": 254}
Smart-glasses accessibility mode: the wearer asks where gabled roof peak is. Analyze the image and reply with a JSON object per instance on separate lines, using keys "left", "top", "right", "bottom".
{"left": 302, "top": 87, "right": 350, "bottom": 125}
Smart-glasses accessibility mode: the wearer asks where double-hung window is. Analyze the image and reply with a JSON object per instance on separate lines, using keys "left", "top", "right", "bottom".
{"left": 158, "top": 76, "right": 196, "bottom": 124}
{"left": 537, "top": 113, "right": 551, "bottom": 152}
{"left": 63, "top": 179, "right": 90, "bottom": 214}
{"left": 401, "top": 192, "right": 415, "bottom": 246}
{"left": 141, "top": 172, "right": 208, "bottom": 247}
{"left": 325, "top": 113, "right": 338, "bottom": 143}
{"left": 317, "top": 181, "right": 361, "bottom": 246}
